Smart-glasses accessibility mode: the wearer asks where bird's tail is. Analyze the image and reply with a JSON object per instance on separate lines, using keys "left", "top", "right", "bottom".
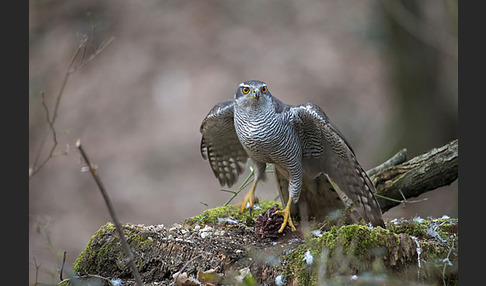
{"left": 274, "top": 165, "right": 361, "bottom": 225}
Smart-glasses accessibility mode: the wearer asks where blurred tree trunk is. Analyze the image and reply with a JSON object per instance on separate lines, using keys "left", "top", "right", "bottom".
{"left": 379, "top": 0, "right": 458, "bottom": 157}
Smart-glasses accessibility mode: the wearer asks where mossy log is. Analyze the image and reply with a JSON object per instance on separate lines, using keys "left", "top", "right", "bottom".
{"left": 68, "top": 201, "right": 457, "bottom": 286}
{"left": 67, "top": 140, "right": 458, "bottom": 286}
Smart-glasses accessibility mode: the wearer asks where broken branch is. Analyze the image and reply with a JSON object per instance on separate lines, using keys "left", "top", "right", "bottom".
{"left": 370, "top": 139, "right": 458, "bottom": 213}
{"left": 75, "top": 139, "right": 143, "bottom": 286}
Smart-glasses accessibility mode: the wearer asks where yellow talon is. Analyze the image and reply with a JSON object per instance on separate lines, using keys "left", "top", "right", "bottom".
{"left": 276, "top": 196, "right": 296, "bottom": 233}
{"left": 234, "top": 179, "right": 258, "bottom": 214}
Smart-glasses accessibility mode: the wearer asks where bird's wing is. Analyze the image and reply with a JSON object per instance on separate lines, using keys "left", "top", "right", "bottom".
{"left": 271, "top": 95, "right": 290, "bottom": 114}
{"left": 200, "top": 100, "right": 249, "bottom": 187}
{"left": 289, "top": 103, "right": 384, "bottom": 227}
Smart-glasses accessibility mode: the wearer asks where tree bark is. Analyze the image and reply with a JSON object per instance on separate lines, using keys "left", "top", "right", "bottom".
{"left": 371, "top": 139, "right": 458, "bottom": 213}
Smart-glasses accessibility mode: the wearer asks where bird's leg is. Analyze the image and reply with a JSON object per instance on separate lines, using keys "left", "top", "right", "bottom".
{"left": 236, "top": 178, "right": 259, "bottom": 214}
{"left": 235, "top": 162, "right": 266, "bottom": 214}
{"left": 276, "top": 196, "right": 296, "bottom": 233}
{"left": 276, "top": 163, "right": 301, "bottom": 232}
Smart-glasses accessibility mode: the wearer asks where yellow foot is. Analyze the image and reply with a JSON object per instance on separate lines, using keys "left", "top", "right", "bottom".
{"left": 233, "top": 179, "right": 259, "bottom": 214}
{"left": 234, "top": 190, "right": 259, "bottom": 214}
{"left": 275, "top": 207, "right": 296, "bottom": 233}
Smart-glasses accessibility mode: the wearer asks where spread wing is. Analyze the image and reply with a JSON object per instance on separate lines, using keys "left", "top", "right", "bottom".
{"left": 290, "top": 103, "right": 384, "bottom": 227}
{"left": 200, "top": 100, "right": 249, "bottom": 187}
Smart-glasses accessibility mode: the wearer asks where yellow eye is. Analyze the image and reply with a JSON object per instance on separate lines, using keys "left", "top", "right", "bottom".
{"left": 261, "top": 86, "right": 267, "bottom": 93}
{"left": 242, "top": 87, "right": 250, "bottom": 94}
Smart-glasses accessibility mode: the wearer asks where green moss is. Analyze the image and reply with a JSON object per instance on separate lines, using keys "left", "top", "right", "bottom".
{"left": 282, "top": 224, "right": 396, "bottom": 284}
{"left": 73, "top": 222, "right": 154, "bottom": 276}
{"left": 388, "top": 220, "right": 427, "bottom": 237}
{"left": 334, "top": 225, "right": 396, "bottom": 256}
{"left": 387, "top": 217, "right": 458, "bottom": 245}
{"left": 305, "top": 224, "right": 397, "bottom": 259}
{"left": 72, "top": 222, "right": 116, "bottom": 272}
{"left": 282, "top": 243, "right": 317, "bottom": 285}
{"left": 185, "top": 199, "right": 281, "bottom": 226}
{"left": 280, "top": 217, "right": 458, "bottom": 285}
{"left": 72, "top": 210, "right": 457, "bottom": 285}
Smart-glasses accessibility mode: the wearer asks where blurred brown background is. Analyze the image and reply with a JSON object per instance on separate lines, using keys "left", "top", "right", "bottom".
{"left": 29, "top": 0, "right": 457, "bottom": 283}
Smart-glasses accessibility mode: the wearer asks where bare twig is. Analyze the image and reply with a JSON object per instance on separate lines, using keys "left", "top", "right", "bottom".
{"left": 30, "top": 92, "right": 63, "bottom": 178}
{"left": 399, "top": 189, "right": 407, "bottom": 206}
{"left": 374, "top": 192, "right": 428, "bottom": 208}
{"left": 29, "top": 33, "right": 114, "bottom": 179}
{"left": 33, "top": 257, "right": 41, "bottom": 286}
{"left": 222, "top": 164, "right": 274, "bottom": 206}
{"left": 200, "top": 201, "right": 209, "bottom": 208}
{"left": 173, "top": 253, "right": 203, "bottom": 285}
{"left": 222, "top": 167, "right": 255, "bottom": 206}
{"left": 442, "top": 239, "right": 455, "bottom": 286}
{"left": 60, "top": 251, "right": 67, "bottom": 281}
{"left": 219, "top": 189, "right": 238, "bottom": 195}
{"left": 373, "top": 193, "right": 402, "bottom": 204}
{"left": 76, "top": 139, "right": 144, "bottom": 286}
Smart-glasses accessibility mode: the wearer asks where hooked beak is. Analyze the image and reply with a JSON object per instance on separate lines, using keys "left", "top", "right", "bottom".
{"left": 249, "top": 88, "right": 261, "bottom": 100}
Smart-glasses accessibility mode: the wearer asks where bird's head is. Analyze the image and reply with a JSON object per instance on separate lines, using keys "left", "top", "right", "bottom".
{"left": 234, "top": 80, "right": 271, "bottom": 103}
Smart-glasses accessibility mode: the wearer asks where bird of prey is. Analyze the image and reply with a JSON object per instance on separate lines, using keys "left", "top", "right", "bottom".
{"left": 200, "top": 80, "right": 384, "bottom": 232}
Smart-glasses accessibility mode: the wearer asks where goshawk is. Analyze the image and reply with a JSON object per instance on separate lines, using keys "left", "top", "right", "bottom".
{"left": 200, "top": 80, "right": 384, "bottom": 232}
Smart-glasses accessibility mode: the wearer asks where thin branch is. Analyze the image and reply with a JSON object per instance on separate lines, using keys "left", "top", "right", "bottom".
{"left": 219, "top": 189, "right": 238, "bottom": 195}
{"left": 374, "top": 192, "right": 429, "bottom": 209}
{"left": 199, "top": 202, "right": 209, "bottom": 208}
{"left": 173, "top": 253, "right": 203, "bottom": 285}
{"left": 33, "top": 257, "right": 41, "bottom": 286}
{"left": 223, "top": 167, "right": 255, "bottom": 206}
{"left": 75, "top": 139, "right": 144, "bottom": 286}
{"left": 29, "top": 33, "right": 114, "bottom": 179}
{"left": 73, "top": 36, "right": 115, "bottom": 73}
{"left": 442, "top": 239, "right": 455, "bottom": 286}
{"left": 222, "top": 164, "right": 274, "bottom": 206}
{"left": 373, "top": 193, "right": 402, "bottom": 204}
{"left": 60, "top": 251, "right": 67, "bottom": 281}
{"left": 30, "top": 93, "right": 61, "bottom": 177}
{"left": 398, "top": 189, "right": 407, "bottom": 203}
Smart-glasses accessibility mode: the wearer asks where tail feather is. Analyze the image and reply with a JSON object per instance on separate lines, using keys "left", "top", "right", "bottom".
{"left": 275, "top": 165, "right": 361, "bottom": 223}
